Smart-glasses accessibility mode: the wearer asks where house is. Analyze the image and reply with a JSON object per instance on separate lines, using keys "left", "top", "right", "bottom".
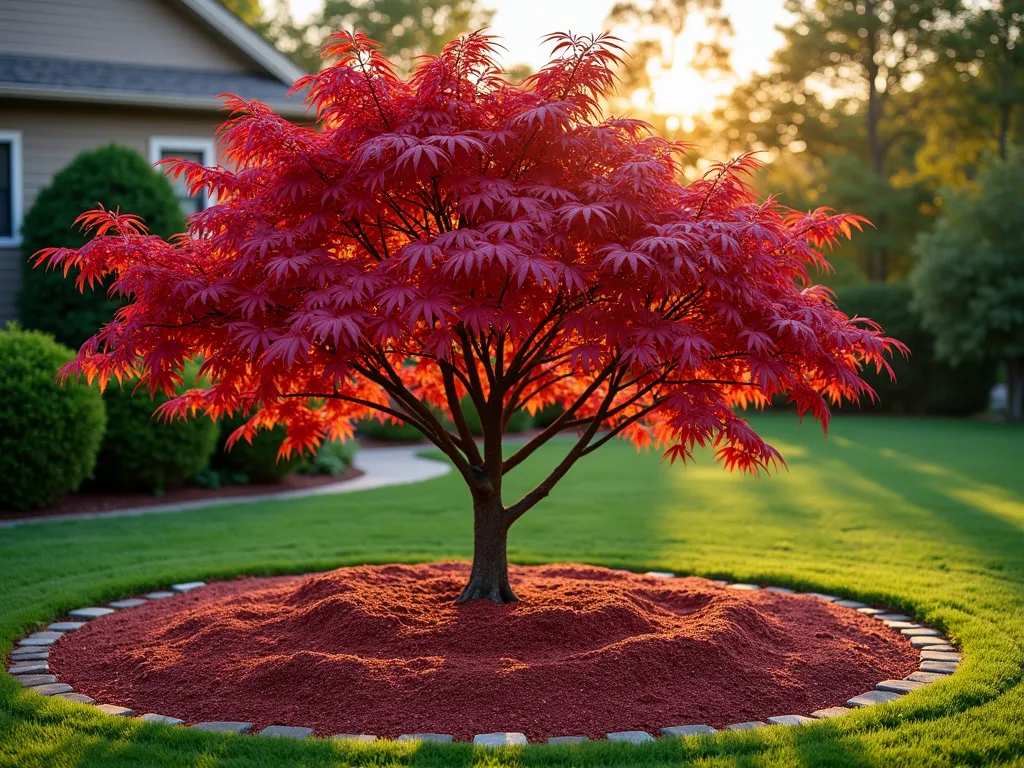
{"left": 0, "top": 0, "right": 309, "bottom": 322}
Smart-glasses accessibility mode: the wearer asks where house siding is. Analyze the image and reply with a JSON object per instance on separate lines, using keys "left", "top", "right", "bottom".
{"left": 0, "top": 101, "right": 226, "bottom": 323}
{"left": 0, "top": 0, "right": 256, "bottom": 72}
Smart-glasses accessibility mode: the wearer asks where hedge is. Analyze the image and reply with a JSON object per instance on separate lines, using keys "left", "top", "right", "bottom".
{"left": 90, "top": 368, "right": 218, "bottom": 494}
{"left": 0, "top": 326, "right": 106, "bottom": 510}
{"left": 834, "top": 283, "right": 996, "bottom": 416}
{"left": 210, "top": 412, "right": 307, "bottom": 484}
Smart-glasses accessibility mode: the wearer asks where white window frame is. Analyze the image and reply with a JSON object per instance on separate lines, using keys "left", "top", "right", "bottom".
{"left": 0, "top": 130, "right": 24, "bottom": 247}
{"left": 148, "top": 136, "right": 218, "bottom": 210}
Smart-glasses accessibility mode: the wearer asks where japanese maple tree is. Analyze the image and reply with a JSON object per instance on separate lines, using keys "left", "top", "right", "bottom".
{"left": 38, "top": 30, "right": 902, "bottom": 604}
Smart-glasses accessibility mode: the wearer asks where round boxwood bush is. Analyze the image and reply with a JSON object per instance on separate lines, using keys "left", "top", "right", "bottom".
{"left": 17, "top": 144, "right": 185, "bottom": 349}
{"left": 91, "top": 369, "right": 218, "bottom": 493}
{"left": 210, "top": 412, "right": 307, "bottom": 484}
{"left": 0, "top": 326, "right": 106, "bottom": 510}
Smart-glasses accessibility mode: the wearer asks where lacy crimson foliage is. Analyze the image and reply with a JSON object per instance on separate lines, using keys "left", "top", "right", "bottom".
{"left": 38, "top": 31, "right": 901, "bottom": 487}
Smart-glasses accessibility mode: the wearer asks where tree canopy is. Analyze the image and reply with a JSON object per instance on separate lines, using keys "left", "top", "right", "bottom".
{"left": 37, "top": 30, "right": 901, "bottom": 601}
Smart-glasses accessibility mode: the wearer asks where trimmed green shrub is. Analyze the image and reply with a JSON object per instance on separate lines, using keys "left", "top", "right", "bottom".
{"left": 835, "top": 283, "right": 996, "bottom": 416}
{"left": 0, "top": 326, "right": 106, "bottom": 510}
{"left": 91, "top": 369, "right": 218, "bottom": 493}
{"left": 18, "top": 144, "right": 185, "bottom": 349}
{"left": 456, "top": 396, "right": 532, "bottom": 435}
{"left": 210, "top": 412, "right": 307, "bottom": 484}
{"left": 532, "top": 403, "right": 566, "bottom": 428}
{"left": 356, "top": 417, "right": 424, "bottom": 441}
{"left": 300, "top": 439, "right": 359, "bottom": 476}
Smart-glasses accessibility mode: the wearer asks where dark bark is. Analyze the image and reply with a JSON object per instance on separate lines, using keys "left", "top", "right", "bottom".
{"left": 865, "top": 11, "right": 890, "bottom": 283}
{"left": 457, "top": 493, "right": 518, "bottom": 604}
{"left": 1007, "top": 357, "right": 1024, "bottom": 422}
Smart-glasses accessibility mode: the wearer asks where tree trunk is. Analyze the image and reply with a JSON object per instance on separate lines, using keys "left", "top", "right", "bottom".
{"left": 456, "top": 494, "right": 518, "bottom": 604}
{"left": 1007, "top": 357, "right": 1024, "bottom": 422}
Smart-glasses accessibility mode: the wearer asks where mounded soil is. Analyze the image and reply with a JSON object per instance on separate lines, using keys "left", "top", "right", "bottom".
{"left": 50, "top": 563, "right": 918, "bottom": 739}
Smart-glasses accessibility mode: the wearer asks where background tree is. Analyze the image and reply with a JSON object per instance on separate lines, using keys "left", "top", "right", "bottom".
{"left": 218, "top": 0, "right": 264, "bottom": 25}
{"left": 700, "top": 0, "right": 954, "bottom": 282}
{"left": 39, "top": 31, "right": 900, "bottom": 604}
{"left": 911, "top": 152, "right": 1024, "bottom": 420}
{"left": 268, "top": 0, "right": 496, "bottom": 73}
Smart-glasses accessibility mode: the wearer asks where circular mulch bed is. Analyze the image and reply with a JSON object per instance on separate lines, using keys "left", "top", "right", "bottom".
{"left": 49, "top": 563, "right": 918, "bottom": 740}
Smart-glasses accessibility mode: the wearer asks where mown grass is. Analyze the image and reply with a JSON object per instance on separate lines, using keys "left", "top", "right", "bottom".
{"left": 1, "top": 414, "right": 1023, "bottom": 767}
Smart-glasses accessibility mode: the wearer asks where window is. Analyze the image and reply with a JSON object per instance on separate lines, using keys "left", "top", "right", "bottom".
{"left": 0, "top": 131, "right": 23, "bottom": 246}
{"left": 148, "top": 137, "right": 217, "bottom": 216}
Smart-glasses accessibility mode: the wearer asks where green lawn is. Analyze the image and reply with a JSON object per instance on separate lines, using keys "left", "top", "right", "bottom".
{"left": 1, "top": 414, "right": 1023, "bottom": 767}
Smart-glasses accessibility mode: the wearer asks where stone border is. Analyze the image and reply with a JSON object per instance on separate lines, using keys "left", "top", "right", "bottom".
{"left": 7, "top": 572, "right": 959, "bottom": 746}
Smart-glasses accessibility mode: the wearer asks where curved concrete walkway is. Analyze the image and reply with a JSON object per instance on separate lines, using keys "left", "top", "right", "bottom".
{"left": 0, "top": 446, "right": 451, "bottom": 529}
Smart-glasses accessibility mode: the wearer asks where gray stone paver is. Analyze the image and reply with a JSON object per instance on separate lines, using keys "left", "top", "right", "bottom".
{"left": 767, "top": 715, "right": 816, "bottom": 725}
{"left": 141, "top": 713, "right": 185, "bottom": 725}
{"left": 474, "top": 732, "right": 528, "bottom": 746}
{"left": 811, "top": 707, "right": 852, "bottom": 718}
{"left": 724, "top": 721, "right": 767, "bottom": 730}
{"left": 907, "top": 671, "right": 949, "bottom": 683}
{"left": 18, "top": 632, "right": 63, "bottom": 646}
{"left": 171, "top": 582, "right": 206, "bottom": 593}
{"left": 805, "top": 593, "right": 840, "bottom": 601}
{"left": 14, "top": 674, "right": 56, "bottom": 687}
{"left": 883, "top": 620, "right": 918, "bottom": 629}
{"left": 607, "top": 730, "right": 655, "bottom": 742}
{"left": 661, "top": 724, "right": 718, "bottom": 737}
{"left": 857, "top": 607, "right": 885, "bottom": 615}
{"left": 57, "top": 693, "right": 95, "bottom": 704}
{"left": 911, "top": 636, "right": 949, "bottom": 648}
{"left": 547, "top": 736, "right": 588, "bottom": 744}
{"left": 259, "top": 725, "right": 314, "bottom": 739}
{"left": 9, "top": 651, "right": 49, "bottom": 662}
{"left": 8, "top": 662, "right": 49, "bottom": 675}
{"left": 193, "top": 721, "right": 253, "bottom": 734}
{"left": 28, "top": 683, "right": 72, "bottom": 696}
{"left": 645, "top": 571, "right": 675, "bottom": 578}
{"left": 48, "top": 622, "right": 85, "bottom": 632}
{"left": 835, "top": 600, "right": 867, "bottom": 609}
{"left": 765, "top": 587, "right": 795, "bottom": 594}
{"left": 145, "top": 591, "right": 176, "bottom": 600}
{"left": 918, "top": 644, "right": 955, "bottom": 653}
{"left": 876, "top": 679, "right": 928, "bottom": 694}
{"left": 397, "top": 733, "right": 453, "bottom": 743}
{"left": 902, "top": 627, "right": 942, "bottom": 637}
{"left": 847, "top": 690, "right": 900, "bottom": 707}
{"left": 96, "top": 704, "right": 134, "bottom": 717}
{"left": 68, "top": 607, "right": 115, "bottom": 620}
{"left": 331, "top": 734, "right": 377, "bottom": 743}
{"left": 920, "top": 661, "right": 959, "bottom": 674}
{"left": 875, "top": 613, "right": 910, "bottom": 622}
{"left": 726, "top": 583, "right": 761, "bottom": 591}
{"left": 921, "top": 651, "right": 961, "bottom": 662}
{"left": 108, "top": 599, "right": 148, "bottom": 609}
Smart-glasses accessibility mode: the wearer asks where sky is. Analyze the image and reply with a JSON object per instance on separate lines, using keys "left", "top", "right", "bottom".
{"left": 283, "top": 0, "right": 791, "bottom": 117}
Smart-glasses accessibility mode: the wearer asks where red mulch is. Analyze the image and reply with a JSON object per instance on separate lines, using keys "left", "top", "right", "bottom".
{"left": 0, "top": 467, "right": 362, "bottom": 522}
{"left": 49, "top": 563, "right": 918, "bottom": 740}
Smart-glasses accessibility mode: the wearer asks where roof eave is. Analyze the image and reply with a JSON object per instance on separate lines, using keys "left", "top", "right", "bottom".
{"left": 0, "top": 83, "right": 312, "bottom": 119}
{"left": 174, "top": 0, "right": 307, "bottom": 85}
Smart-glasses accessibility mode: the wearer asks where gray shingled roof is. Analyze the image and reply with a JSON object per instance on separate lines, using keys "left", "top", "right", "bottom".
{"left": 0, "top": 53, "right": 306, "bottom": 110}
